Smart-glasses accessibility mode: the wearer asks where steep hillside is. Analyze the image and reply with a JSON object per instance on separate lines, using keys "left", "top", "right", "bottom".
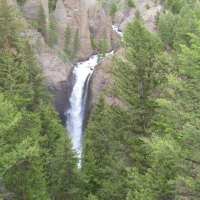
{"left": 13, "top": 0, "right": 120, "bottom": 119}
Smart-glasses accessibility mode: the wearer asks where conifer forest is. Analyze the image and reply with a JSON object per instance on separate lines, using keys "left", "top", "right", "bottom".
{"left": 0, "top": 0, "right": 199, "bottom": 199}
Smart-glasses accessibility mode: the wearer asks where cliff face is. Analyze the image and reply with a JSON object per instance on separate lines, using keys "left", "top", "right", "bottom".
{"left": 88, "top": 0, "right": 162, "bottom": 110}
{"left": 88, "top": 3, "right": 112, "bottom": 51}
{"left": 15, "top": 0, "right": 118, "bottom": 118}
{"left": 114, "top": 0, "right": 162, "bottom": 32}
{"left": 21, "top": 0, "right": 117, "bottom": 61}
{"left": 23, "top": 0, "right": 49, "bottom": 24}
{"left": 53, "top": 0, "right": 93, "bottom": 59}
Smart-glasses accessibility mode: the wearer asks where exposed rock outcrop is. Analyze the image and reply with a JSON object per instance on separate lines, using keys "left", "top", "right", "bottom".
{"left": 14, "top": 0, "right": 123, "bottom": 118}
{"left": 22, "top": 0, "right": 49, "bottom": 24}
{"left": 114, "top": 0, "right": 162, "bottom": 32}
{"left": 25, "top": 29, "right": 71, "bottom": 89}
{"left": 88, "top": 48, "right": 128, "bottom": 111}
{"left": 53, "top": 0, "right": 93, "bottom": 60}
{"left": 25, "top": 29, "right": 72, "bottom": 120}
{"left": 88, "top": 3, "right": 113, "bottom": 52}
{"left": 89, "top": 0, "right": 162, "bottom": 109}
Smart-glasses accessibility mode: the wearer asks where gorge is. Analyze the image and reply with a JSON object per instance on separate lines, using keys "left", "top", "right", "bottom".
{"left": 66, "top": 55, "right": 99, "bottom": 159}
{"left": 3, "top": 0, "right": 198, "bottom": 199}
{"left": 66, "top": 49, "right": 116, "bottom": 161}
{"left": 66, "top": 20, "right": 122, "bottom": 159}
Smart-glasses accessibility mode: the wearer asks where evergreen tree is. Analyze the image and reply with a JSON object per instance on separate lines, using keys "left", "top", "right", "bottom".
{"left": 17, "top": 0, "right": 26, "bottom": 5}
{"left": 98, "top": 38, "right": 108, "bottom": 56}
{"left": 73, "top": 28, "right": 80, "bottom": 56}
{"left": 47, "top": 19, "right": 58, "bottom": 47}
{"left": 115, "top": 19, "right": 167, "bottom": 135}
{"left": 0, "top": 0, "right": 22, "bottom": 48}
{"left": 126, "top": 4, "right": 200, "bottom": 199}
{"left": 64, "top": 26, "right": 74, "bottom": 60}
{"left": 83, "top": 97, "right": 129, "bottom": 200}
{"left": 49, "top": 0, "right": 56, "bottom": 13}
{"left": 0, "top": 1, "right": 82, "bottom": 199}
{"left": 37, "top": 4, "right": 47, "bottom": 38}
{"left": 109, "top": 1, "right": 117, "bottom": 17}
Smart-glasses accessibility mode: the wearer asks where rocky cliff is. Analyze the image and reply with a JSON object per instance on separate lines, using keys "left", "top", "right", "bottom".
{"left": 88, "top": 0, "right": 162, "bottom": 111}
{"left": 14, "top": 0, "right": 161, "bottom": 120}
{"left": 14, "top": 0, "right": 118, "bottom": 119}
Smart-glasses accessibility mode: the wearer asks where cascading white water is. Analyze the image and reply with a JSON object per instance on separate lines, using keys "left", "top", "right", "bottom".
{"left": 66, "top": 23, "right": 122, "bottom": 159}
{"left": 66, "top": 55, "right": 98, "bottom": 158}
{"left": 112, "top": 24, "right": 123, "bottom": 37}
{"left": 66, "top": 52, "right": 114, "bottom": 161}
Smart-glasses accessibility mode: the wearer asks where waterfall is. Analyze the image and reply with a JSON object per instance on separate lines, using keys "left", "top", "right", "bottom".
{"left": 66, "top": 55, "right": 98, "bottom": 159}
{"left": 112, "top": 24, "right": 123, "bottom": 37}
{"left": 66, "top": 24, "right": 121, "bottom": 164}
{"left": 66, "top": 52, "right": 113, "bottom": 163}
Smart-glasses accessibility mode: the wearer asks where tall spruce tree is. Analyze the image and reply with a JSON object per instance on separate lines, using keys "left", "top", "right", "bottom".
{"left": 83, "top": 19, "right": 168, "bottom": 199}
{"left": 114, "top": 19, "right": 167, "bottom": 135}
{"left": 0, "top": 1, "right": 82, "bottom": 199}
{"left": 126, "top": 3, "right": 200, "bottom": 199}
{"left": 37, "top": 4, "right": 47, "bottom": 38}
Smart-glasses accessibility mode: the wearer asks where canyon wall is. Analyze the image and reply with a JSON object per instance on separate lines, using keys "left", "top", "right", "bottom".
{"left": 15, "top": 0, "right": 118, "bottom": 118}
{"left": 88, "top": 0, "right": 162, "bottom": 111}
{"left": 14, "top": 0, "right": 162, "bottom": 119}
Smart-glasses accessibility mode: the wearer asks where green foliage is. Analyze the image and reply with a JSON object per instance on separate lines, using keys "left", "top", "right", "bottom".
{"left": 162, "top": 0, "right": 187, "bottom": 14}
{"left": 86, "top": 193, "right": 99, "bottom": 200}
{"left": 83, "top": 2, "right": 200, "bottom": 198}
{"left": 83, "top": 97, "right": 130, "bottom": 200}
{"left": 90, "top": 35, "right": 108, "bottom": 56}
{"left": 37, "top": 4, "right": 47, "bottom": 38}
{"left": 134, "top": 10, "right": 142, "bottom": 21}
{"left": 47, "top": 19, "right": 58, "bottom": 47}
{"left": 98, "top": 38, "right": 108, "bottom": 56}
{"left": 0, "top": 1, "right": 82, "bottom": 199}
{"left": 120, "top": 19, "right": 167, "bottom": 134}
{"left": 74, "top": 29, "right": 80, "bottom": 55}
{"left": 158, "top": 2, "right": 200, "bottom": 49}
{"left": 109, "top": 1, "right": 117, "bottom": 17}
{"left": 1, "top": 0, "right": 200, "bottom": 199}
{"left": 48, "top": 0, "right": 56, "bottom": 13}
{"left": 64, "top": 26, "right": 80, "bottom": 60}
{"left": 64, "top": 26, "right": 73, "bottom": 60}
{"left": 126, "top": 0, "right": 134, "bottom": 7}
{"left": 83, "top": 19, "right": 168, "bottom": 199}
{"left": 145, "top": 3, "right": 150, "bottom": 9}
{"left": 0, "top": 0, "right": 22, "bottom": 48}
{"left": 126, "top": 4, "right": 200, "bottom": 199}
{"left": 16, "top": 0, "right": 26, "bottom": 6}
{"left": 158, "top": 12, "right": 177, "bottom": 46}
{"left": 90, "top": 35, "right": 97, "bottom": 50}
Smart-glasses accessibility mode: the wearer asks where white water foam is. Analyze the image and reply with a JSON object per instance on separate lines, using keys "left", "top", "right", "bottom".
{"left": 112, "top": 24, "right": 123, "bottom": 37}
{"left": 66, "top": 51, "right": 114, "bottom": 164}
{"left": 66, "top": 55, "right": 99, "bottom": 159}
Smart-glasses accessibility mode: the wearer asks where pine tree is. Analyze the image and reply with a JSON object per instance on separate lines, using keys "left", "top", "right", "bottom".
{"left": 64, "top": 26, "right": 74, "bottom": 60}
{"left": 98, "top": 38, "right": 108, "bottom": 56}
{"left": 109, "top": 1, "right": 117, "bottom": 17}
{"left": 126, "top": 5, "right": 200, "bottom": 199}
{"left": 0, "top": 1, "right": 82, "bottom": 199}
{"left": 73, "top": 28, "right": 80, "bottom": 56}
{"left": 114, "top": 19, "right": 167, "bottom": 135}
{"left": 0, "top": 0, "right": 22, "bottom": 48}
{"left": 49, "top": 0, "right": 56, "bottom": 13}
{"left": 37, "top": 4, "right": 47, "bottom": 38}
{"left": 47, "top": 19, "right": 58, "bottom": 47}
{"left": 82, "top": 97, "right": 129, "bottom": 199}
